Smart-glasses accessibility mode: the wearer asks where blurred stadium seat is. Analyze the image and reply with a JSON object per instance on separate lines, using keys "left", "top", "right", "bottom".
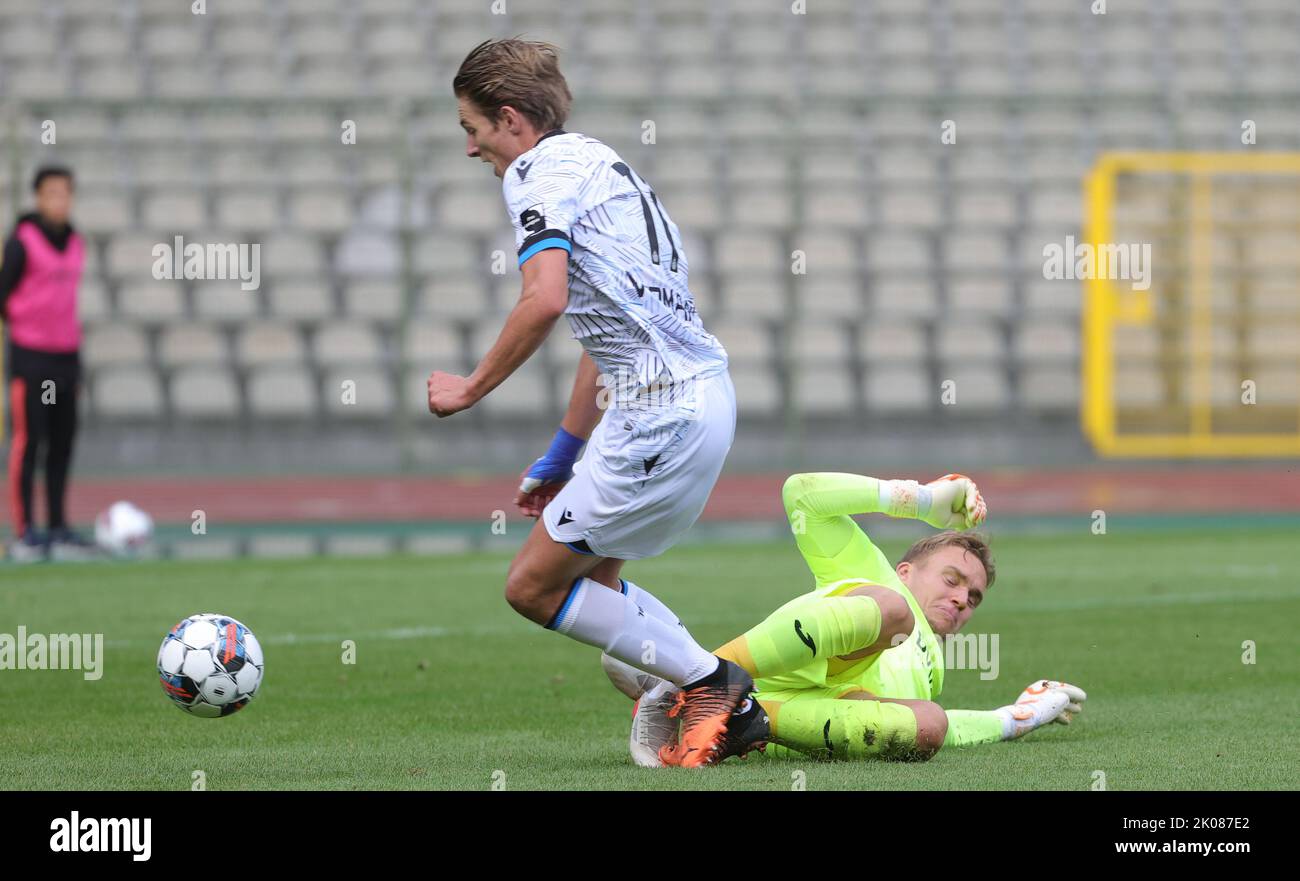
{"left": 1, "top": 0, "right": 1293, "bottom": 470}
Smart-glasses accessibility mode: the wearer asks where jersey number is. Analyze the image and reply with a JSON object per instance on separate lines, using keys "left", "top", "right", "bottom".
{"left": 612, "top": 162, "right": 679, "bottom": 272}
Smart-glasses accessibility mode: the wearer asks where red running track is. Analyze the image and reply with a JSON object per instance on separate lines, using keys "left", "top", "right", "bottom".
{"left": 2, "top": 468, "right": 1298, "bottom": 527}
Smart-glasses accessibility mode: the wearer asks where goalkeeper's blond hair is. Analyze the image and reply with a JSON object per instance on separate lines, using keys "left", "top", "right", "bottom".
{"left": 900, "top": 531, "right": 995, "bottom": 587}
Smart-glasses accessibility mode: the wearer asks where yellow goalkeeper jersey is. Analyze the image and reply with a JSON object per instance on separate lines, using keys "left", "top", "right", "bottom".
{"left": 753, "top": 474, "right": 945, "bottom": 702}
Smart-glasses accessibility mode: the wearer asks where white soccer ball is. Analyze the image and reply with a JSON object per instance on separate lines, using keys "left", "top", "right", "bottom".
{"left": 158, "top": 613, "right": 264, "bottom": 718}
{"left": 95, "top": 501, "right": 154, "bottom": 556}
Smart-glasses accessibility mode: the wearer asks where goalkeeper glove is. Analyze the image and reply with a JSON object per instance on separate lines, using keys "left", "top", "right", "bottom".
{"left": 996, "top": 679, "right": 1088, "bottom": 740}
{"left": 921, "top": 473, "right": 988, "bottom": 530}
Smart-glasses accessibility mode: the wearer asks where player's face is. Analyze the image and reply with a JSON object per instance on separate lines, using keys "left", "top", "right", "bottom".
{"left": 458, "top": 97, "right": 513, "bottom": 178}
{"left": 897, "top": 546, "right": 988, "bottom": 636}
{"left": 35, "top": 176, "right": 73, "bottom": 226}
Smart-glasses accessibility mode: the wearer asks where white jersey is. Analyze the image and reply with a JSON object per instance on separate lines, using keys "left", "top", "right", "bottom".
{"left": 503, "top": 130, "right": 728, "bottom": 407}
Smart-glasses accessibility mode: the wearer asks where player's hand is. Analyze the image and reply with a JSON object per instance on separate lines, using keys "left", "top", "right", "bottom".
{"left": 514, "top": 427, "right": 586, "bottom": 518}
{"left": 427, "top": 370, "right": 476, "bottom": 417}
{"left": 997, "top": 679, "right": 1088, "bottom": 740}
{"left": 515, "top": 473, "right": 566, "bottom": 518}
{"left": 922, "top": 473, "right": 987, "bottom": 530}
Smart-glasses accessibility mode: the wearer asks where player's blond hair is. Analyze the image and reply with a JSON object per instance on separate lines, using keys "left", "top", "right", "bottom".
{"left": 452, "top": 38, "right": 572, "bottom": 133}
{"left": 899, "top": 531, "right": 996, "bottom": 587}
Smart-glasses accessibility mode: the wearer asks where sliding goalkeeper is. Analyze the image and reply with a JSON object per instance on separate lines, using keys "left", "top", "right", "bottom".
{"left": 602, "top": 472, "right": 1087, "bottom": 767}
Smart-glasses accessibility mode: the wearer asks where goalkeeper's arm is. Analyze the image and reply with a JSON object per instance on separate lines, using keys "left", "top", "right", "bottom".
{"left": 943, "top": 680, "right": 1088, "bottom": 748}
{"left": 779, "top": 472, "right": 986, "bottom": 586}
{"left": 782, "top": 472, "right": 987, "bottom": 532}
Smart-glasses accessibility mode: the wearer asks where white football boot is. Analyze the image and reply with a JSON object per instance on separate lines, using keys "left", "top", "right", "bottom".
{"left": 600, "top": 653, "right": 679, "bottom": 768}
{"left": 600, "top": 651, "right": 666, "bottom": 700}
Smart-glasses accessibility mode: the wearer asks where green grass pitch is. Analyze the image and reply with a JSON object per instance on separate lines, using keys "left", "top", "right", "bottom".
{"left": 3, "top": 526, "right": 1298, "bottom": 790}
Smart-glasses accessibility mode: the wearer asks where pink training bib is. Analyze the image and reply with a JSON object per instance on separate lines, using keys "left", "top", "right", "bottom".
{"left": 5, "top": 220, "right": 84, "bottom": 353}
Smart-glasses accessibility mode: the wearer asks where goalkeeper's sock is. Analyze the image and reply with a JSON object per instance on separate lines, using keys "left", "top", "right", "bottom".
{"left": 760, "top": 698, "right": 920, "bottom": 760}
{"left": 546, "top": 577, "right": 719, "bottom": 686}
{"left": 942, "top": 709, "right": 1012, "bottom": 748}
{"left": 716, "top": 594, "right": 883, "bottom": 679}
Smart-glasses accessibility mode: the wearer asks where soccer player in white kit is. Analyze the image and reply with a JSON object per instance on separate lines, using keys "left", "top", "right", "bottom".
{"left": 426, "top": 38, "right": 756, "bottom": 766}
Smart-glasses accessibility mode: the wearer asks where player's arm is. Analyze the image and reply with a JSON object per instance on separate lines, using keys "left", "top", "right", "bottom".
{"left": 427, "top": 247, "right": 567, "bottom": 417}
{"left": 781, "top": 472, "right": 986, "bottom": 585}
{"left": 943, "top": 680, "right": 1088, "bottom": 748}
{"left": 464, "top": 248, "right": 568, "bottom": 400}
{"left": 0, "top": 234, "right": 26, "bottom": 317}
{"left": 559, "top": 351, "right": 604, "bottom": 440}
{"left": 783, "top": 472, "right": 985, "bottom": 533}
{"left": 430, "top": 148, "right": 582, "bottom": 418}
{"left": 515, "top": 351, "right": 604, "bottom": 517}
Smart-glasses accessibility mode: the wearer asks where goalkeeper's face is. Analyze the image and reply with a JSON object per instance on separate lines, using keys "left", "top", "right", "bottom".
{"left": 896, "top": 546, "right": 988, "bottom": 636}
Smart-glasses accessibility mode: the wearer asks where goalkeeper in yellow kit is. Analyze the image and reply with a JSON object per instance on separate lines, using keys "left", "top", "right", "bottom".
{"left": 602, "top": 471, "right": 1087, "bottom": 767}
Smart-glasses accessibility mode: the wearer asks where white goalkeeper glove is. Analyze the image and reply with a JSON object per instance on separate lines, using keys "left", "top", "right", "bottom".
{"left": 996, "top": 679, "right": 1088, "bottom": 740}
{"left": 922, "top": 473, "right": 987, "bottom": 530}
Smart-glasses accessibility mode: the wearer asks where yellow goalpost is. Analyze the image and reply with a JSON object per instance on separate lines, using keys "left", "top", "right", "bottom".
{"left": 1082, "top": 152, "right": 1300, "bottom": 457}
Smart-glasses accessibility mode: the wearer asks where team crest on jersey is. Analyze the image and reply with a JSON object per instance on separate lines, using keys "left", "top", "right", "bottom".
{"left": 519, "top": 205, "right": 546, "bottom": 233}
